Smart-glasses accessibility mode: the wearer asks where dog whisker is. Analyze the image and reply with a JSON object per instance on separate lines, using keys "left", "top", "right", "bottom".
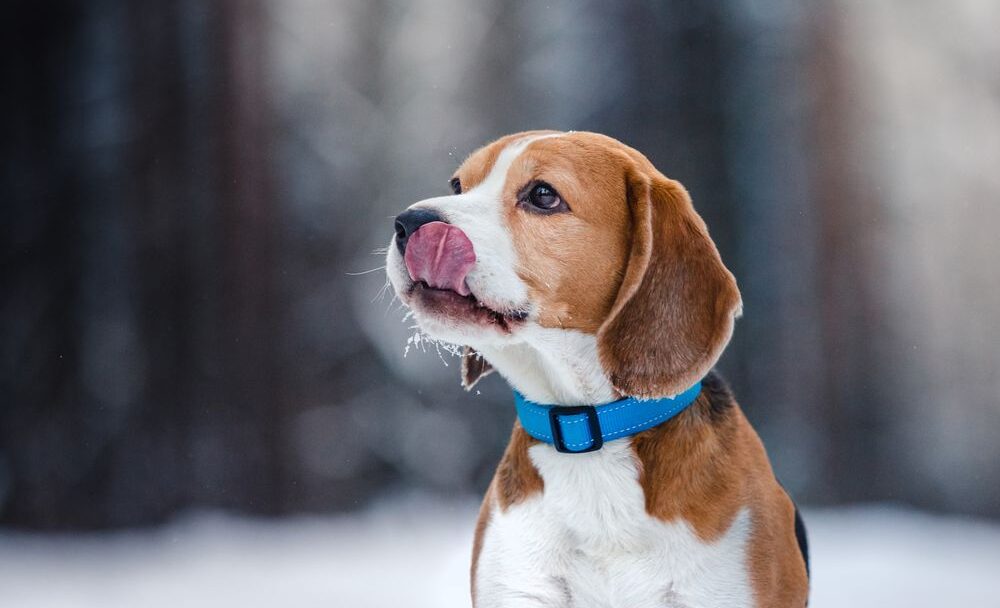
{"left": 384, "top": 292, "right": 401, "bottom": 315}
{"left": 346, "top": 265, "right": 386, "bottom": 276}
{"left": 402, "top": 325, "right": 461, "bottom": 363}
{"left": 371, "top": 279, "right": 392, "bottom": 304}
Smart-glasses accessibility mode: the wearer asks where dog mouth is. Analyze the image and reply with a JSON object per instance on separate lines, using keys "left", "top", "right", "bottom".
{"left": 407, "top": 281, "right": 528, "bottom": 332}
{"left": 398, "top": 219, "right": 527, "bottom": 332}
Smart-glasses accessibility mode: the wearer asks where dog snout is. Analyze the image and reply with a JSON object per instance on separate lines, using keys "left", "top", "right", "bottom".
{"left": 394, "top": 208, "right": 444, "bottom": 254}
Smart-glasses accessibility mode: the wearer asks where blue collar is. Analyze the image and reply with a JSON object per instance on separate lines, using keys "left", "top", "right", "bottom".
{"left": 513, "top": 381, "right": 703, "bottom": 454}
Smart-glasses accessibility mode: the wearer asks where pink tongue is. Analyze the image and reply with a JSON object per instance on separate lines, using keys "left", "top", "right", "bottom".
{"left": 404, "top": 221, "right": 476, "bottom": 296}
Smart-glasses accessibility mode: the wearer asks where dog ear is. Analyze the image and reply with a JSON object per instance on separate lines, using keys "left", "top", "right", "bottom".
{"left": 461, "top": 346, "right": 494, "bottom": 390}
{"left": 597, "top": 168, "right": 742, "bottom": 398}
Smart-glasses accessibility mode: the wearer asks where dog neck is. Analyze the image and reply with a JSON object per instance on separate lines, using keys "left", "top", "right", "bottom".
{"left": 475, "top": 327, "right": 618, "bottom": 406}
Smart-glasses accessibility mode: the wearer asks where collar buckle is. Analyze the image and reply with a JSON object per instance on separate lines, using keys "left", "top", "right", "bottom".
{"left": 548, "top": 405, "right": 603, "bottom": 454}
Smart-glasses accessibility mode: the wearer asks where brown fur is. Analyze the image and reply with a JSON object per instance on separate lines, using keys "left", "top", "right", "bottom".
{"left": 470, "top": 481, "right": 494, "bottom": 600}
{"left": 461, "top": 346, "right": 494, "bottom": 390}
{"left": 506, "top": 137, "right": 635, "bottom": 331}
{"left": 450, "top": 131, "right": 805, "bottom": 606}
{"left": 633, "top": 373, "right": 809, "bottom": 606}
{"left": 453, "top": 130, "right": 561, "bottom": 194}
{"left": 598, "top": 163, "right": 742, "bottom": 398}
{"left": 492, "top": 421, "right": 544, "bottom": 510}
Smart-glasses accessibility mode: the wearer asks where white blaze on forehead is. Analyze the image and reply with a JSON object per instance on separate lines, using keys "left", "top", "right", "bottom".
{"left": 466, "top": 132, "right": 565, "bottom": 199}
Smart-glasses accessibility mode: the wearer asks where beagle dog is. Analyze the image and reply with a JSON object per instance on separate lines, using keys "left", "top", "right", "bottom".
{"left": 385, "top": 131, "right": 809, "bottom": 608}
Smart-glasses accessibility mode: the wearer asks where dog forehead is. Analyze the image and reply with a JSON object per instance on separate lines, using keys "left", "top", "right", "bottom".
{"left": 455, "top": 131, "right": 640, "bottom": 193}
{"left": 455, "top": 131, "right": 557, "bottom": 189}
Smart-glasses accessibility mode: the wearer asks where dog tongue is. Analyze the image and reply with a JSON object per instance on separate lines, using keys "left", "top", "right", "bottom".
{"left": 404, "top": 221, "right": 476, "bottom": 296}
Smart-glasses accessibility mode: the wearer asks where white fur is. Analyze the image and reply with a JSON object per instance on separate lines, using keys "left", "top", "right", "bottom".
{"left": 387, "top": 134, "right": 756, "bottom": 607}
{"left": 476, "top": 441, "right": 754, "bottom": 608}
{"left": 476, "top": 327, "right": 616, "bottom": 405}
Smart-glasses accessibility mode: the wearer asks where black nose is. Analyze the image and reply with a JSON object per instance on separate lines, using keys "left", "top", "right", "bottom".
{"left": 394, "top": 209, "right": 444, "bottom": 254}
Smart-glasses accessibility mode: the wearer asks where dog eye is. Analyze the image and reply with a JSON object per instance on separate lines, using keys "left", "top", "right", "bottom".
{"left": 524, "top": 182, "right": 565, "bottom": 212}
{"left": 449, "top": 177, "right": 462, "bottom": 195}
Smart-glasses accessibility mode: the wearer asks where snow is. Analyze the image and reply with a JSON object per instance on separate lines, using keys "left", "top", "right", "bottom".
{"left": 1, "top": 497, "right": 999, "bottom": 608}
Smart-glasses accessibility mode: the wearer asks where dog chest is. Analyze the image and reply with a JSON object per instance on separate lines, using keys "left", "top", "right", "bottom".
{"left": 474, "top": 440, "right": 755, "bottom": 608}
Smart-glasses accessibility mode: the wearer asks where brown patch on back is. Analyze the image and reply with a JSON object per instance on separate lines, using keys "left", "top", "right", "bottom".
{"left": 746, "top": 478, "right": 811, "bottom": 607}
{"left": 633, "top": 373, "right": 808, "bottom": 606}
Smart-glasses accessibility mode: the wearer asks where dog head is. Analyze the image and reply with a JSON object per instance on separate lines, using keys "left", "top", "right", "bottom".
{"left": 385, "top": 131, "right": 741, "bottom": 398}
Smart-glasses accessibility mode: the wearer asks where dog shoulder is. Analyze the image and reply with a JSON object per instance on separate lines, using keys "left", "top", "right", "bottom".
{"left": 633, "top": 370, "right": 809, "bottom": 606}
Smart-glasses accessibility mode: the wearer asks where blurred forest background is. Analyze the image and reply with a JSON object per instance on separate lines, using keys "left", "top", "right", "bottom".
{"left": 2, "top": 0, "right": 998, "bottom": 530}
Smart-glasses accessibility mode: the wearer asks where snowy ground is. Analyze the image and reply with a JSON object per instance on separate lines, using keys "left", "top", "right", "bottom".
{"left": 1, "top": 496, "right": 999, "bottom": 608}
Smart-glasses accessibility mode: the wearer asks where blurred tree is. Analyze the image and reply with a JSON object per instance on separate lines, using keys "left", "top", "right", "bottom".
{"left": 1, "top": 0, "right": 290, "bottom": 528}
{"left": 1, "top": 0, "right": 997, "bottom": 529}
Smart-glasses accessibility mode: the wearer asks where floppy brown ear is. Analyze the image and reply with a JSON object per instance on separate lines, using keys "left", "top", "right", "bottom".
{"left": 597, "top": 168, "right": 742, "bottom": 398}
{"left": 461, "top": 346, "right": 494, "bottom": 390}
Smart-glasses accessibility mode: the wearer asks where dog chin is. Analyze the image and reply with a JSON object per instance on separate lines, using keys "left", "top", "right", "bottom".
{"left": 407, "top": 312, "right": 491, "bottom": 347}
{"left": 404, "top": 282, "right": 527, "bottom": 345}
